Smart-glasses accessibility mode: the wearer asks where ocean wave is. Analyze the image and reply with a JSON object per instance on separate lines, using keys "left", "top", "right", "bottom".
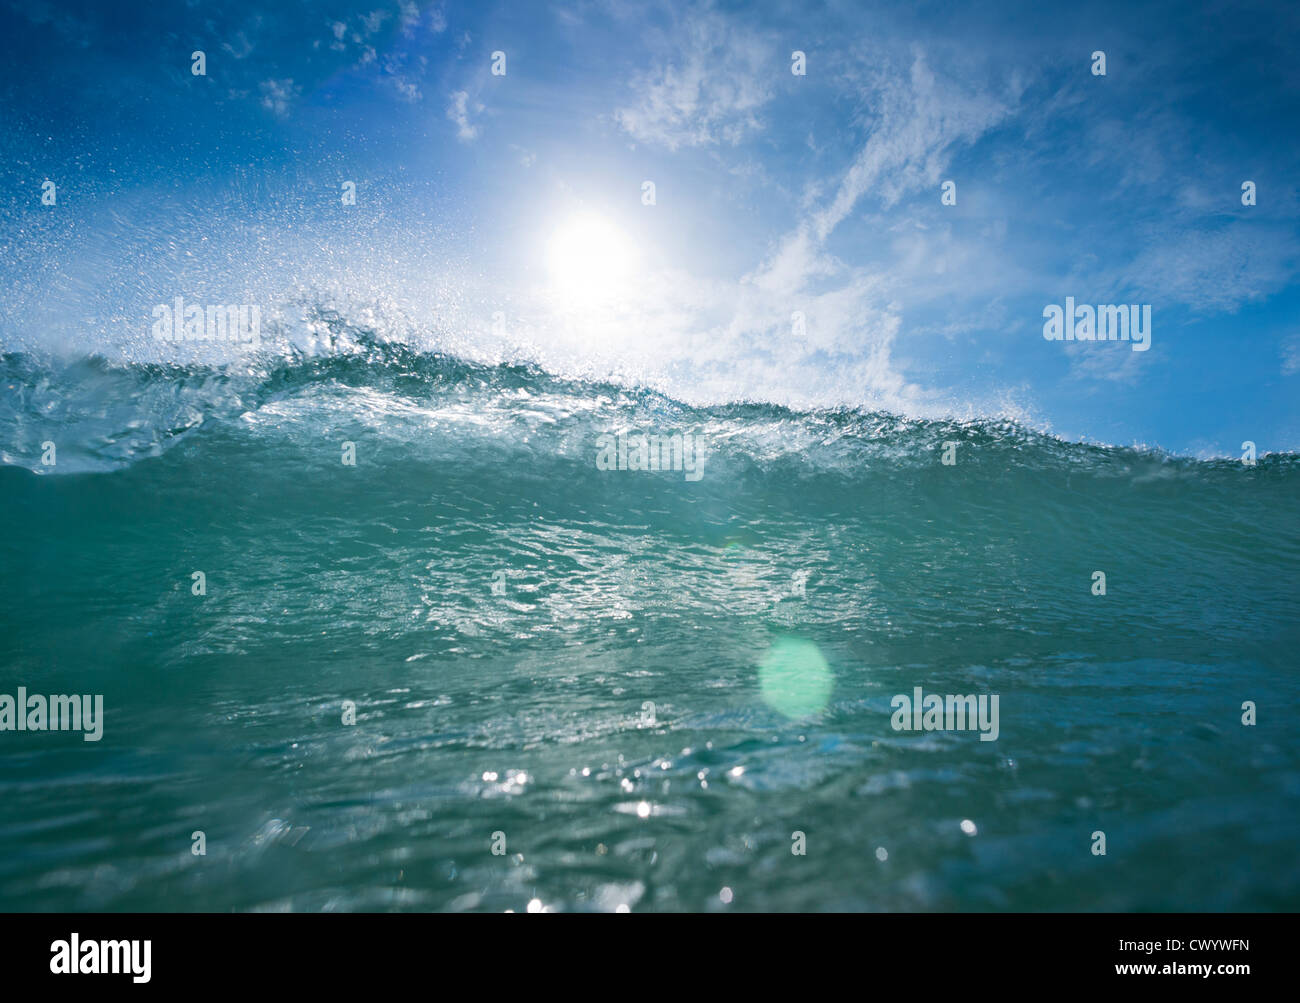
{"left": 3, "top": 334, "right": 1295, "bottom": 479}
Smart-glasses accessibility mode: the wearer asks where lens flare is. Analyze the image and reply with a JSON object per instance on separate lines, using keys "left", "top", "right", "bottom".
{"left": 758, "top": 636, "right": 833, "bottom": 718}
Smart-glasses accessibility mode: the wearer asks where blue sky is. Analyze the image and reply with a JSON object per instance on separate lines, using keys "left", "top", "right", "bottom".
{"left": 2, "top": 0, "right": 1299, "bottom": 456}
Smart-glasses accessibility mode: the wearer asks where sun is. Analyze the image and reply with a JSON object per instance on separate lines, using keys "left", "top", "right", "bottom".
{"left": 545, "top": 213, "right": 641, "bottom": 306}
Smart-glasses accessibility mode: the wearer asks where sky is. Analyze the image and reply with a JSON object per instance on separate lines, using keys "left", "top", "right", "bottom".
{"left": 2, "top": 0, "right": 1299, "bottom": 456}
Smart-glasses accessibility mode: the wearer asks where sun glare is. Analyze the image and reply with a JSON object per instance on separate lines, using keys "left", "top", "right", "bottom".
{"left": 545, "top": 213, "right": 640, "bottom": 306}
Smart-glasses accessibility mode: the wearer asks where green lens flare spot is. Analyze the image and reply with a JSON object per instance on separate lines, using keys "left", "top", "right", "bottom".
{"left": 758, "top": 637, "right": 833, "bottom": 718}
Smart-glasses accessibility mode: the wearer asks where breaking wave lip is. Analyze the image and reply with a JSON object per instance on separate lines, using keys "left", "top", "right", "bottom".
{"left": 1, "top": 330, "right": 1297, "bottom": 478}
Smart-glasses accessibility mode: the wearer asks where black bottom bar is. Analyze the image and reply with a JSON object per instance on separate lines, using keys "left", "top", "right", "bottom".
{"left": 0, "top": 913, "right": 1281, "bottom": 989}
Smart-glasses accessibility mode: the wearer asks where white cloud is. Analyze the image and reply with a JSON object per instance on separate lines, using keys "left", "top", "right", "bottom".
{"left": 447, "top": 90, "right": 479, "bottom": 141}
{"left": 1124, "top": 226, "right": 1300, "bottom": 314}
{"left": 735, "top": 49, "right": 1013, "bottom": 400}
{"left": 259, "top": 78, "right": 300, "bottom": 117}
{"left": 588, "top": 37, "right": 1022, "bottom": 413}
{"left": 614, "top": 10, "right": 775, "bottom": 150}
{"left": 391, "top": 77, "right": 421, "bottom": 102}
{"left": 398, "top": 1, "right": 420, "bottom": 36}
{"left": 740, "top": 57, "right": 1012, "bottom": 325}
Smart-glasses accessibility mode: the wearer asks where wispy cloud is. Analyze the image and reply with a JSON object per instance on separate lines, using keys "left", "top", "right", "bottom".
{"left": 753, "top": 52, "right": 1013, "bottom": 298}
{"left": 1282, "top": 334, "right": 1300, "bottom": 376}
{"left": 614, "top": 8, "right": 775, "bottom": 150}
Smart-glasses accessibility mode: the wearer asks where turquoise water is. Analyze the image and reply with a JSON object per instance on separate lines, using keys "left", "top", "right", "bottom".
{"left": 2, "top": 344, "right": 1298, "bottom": 911}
